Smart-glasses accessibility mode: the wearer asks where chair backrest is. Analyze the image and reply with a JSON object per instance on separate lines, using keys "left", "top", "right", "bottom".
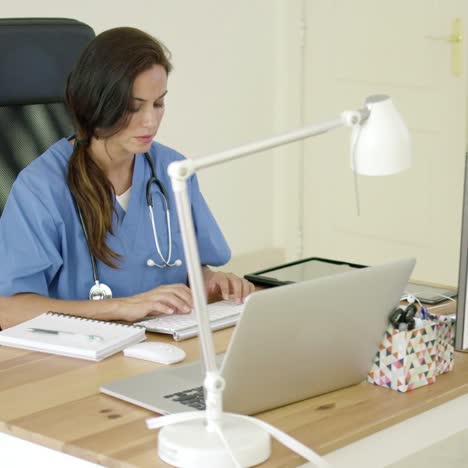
{"left": 0, "top": 18, "right": 95, "bottom": 214}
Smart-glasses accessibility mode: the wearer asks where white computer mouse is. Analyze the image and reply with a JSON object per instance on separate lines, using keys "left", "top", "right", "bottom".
{"left": 123, "top": 341, "right": 186, "bottom": 365}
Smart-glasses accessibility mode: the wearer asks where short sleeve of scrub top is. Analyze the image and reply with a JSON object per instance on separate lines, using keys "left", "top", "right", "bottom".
{"left": 0, "top": 177, "right": 63, "bottom": 297}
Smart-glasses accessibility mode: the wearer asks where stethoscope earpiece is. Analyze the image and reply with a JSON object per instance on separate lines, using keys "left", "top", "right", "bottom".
{"left": 147, "top": 258, "right": 182, "bottom": 268}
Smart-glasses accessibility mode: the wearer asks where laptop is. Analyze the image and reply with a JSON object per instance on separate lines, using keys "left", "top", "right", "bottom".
{"left": 101, "top": 258, "right": 415, "bottom": 415}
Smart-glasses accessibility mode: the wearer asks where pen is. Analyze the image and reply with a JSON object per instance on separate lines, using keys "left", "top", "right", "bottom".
{"left": 27, "top": 328, "right": 104, "bottom": 342}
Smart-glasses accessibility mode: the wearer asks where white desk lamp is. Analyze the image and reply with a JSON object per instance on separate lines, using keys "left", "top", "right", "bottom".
{"left": 147, "top": 94, "right": 411, "bottom": 467}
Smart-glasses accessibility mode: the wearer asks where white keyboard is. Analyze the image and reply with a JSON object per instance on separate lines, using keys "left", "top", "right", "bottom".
{"left": 136, "top": 300, "right": 245, "bottom": 341}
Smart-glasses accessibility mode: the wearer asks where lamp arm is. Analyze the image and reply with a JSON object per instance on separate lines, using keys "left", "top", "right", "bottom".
{"left": 168, "top": 108, "right": 369, "bottom": 183}
{"left": 171, "top": 185, "right": 219, "bottom": 374}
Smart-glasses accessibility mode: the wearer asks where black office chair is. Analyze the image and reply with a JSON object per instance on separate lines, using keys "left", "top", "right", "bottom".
{"left": 0, "top": 18, "right": 95, "bottom": 215}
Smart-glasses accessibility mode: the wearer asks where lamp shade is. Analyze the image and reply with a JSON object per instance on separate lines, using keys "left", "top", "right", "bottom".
{"left": 351, "top": 95, "right": 411, "bottom": 176}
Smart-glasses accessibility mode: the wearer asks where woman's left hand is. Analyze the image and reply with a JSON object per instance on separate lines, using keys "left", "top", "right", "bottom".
{"left": 202, "top": 267, "right": 256, "bottom": 304}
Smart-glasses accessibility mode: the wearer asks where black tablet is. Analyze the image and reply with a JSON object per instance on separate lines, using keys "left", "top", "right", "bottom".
{"left": 404, "top": 282, "right": 457, "bottom": 305}
{"left": 244, "top": 257, "right": 458, "bottom": 305}
{"left": 244, "top": 257, "right": 366, "bottom": 287}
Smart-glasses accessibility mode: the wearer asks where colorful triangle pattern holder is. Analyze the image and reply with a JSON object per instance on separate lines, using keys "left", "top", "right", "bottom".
{"left": 368, "top": 313, "right": 455, "bottom": 392}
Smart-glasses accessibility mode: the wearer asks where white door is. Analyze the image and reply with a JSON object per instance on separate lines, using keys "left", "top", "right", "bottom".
{"left": 302, "top": 0, "right": 467, "bottom": 285}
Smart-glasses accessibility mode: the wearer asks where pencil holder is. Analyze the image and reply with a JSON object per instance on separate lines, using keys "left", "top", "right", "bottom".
{"left": 367, "top": 313, "right": 455, "bottom": 392}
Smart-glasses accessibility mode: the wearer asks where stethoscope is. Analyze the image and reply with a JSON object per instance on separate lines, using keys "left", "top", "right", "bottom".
{"left": 76, "top": 151, "right": 182, "bottom": 301}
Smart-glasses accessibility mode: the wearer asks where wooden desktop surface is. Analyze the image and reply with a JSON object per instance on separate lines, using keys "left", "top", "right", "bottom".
{"left": 0, "top": 302, "right": 466, "bottom": 467}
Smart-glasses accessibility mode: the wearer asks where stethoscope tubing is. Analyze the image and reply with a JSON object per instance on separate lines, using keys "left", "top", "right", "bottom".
{"left": 143, "top": 152, "right": 179, "bottom": 268}
{"left": 74, "top": 151, "right": 179, "bottom": 300}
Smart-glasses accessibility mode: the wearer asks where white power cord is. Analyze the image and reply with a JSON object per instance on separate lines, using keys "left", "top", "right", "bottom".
{"left": 350, "top": 123, "right": 362, "bottom": 216}
{"left": 212, "top": 421, "right": 242, "bottom": 468}
{"left": 147, "top": 411, "right": 331, "bottom": 467}
{"left": 401, "top": 291, "right": 456, "bottom": 314}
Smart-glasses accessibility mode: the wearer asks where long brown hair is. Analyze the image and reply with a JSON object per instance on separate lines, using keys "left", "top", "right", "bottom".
{"left": 66, "top": 27, "right": 172, "bottom": 268}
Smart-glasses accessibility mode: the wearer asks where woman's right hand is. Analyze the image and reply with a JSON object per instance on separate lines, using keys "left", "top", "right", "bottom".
{"left": 0, "top": 287, "right": 193, "bottom": 329}
{"left": 114, "top": 283, "right": 193, "bottom": 322}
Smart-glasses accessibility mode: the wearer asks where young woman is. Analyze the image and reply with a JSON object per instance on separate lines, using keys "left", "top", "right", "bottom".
{"left": 0, "top": 27, "right": 254, "bottom": 329}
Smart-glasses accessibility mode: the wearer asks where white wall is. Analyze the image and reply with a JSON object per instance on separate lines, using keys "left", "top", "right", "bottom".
{"left": 2, "top": 0, "right": 302, "bottom": 274}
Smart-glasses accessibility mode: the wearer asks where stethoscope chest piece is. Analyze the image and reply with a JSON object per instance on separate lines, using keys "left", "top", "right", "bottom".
{"left": 89, "top": 281, "right": 113, "bottom": 301}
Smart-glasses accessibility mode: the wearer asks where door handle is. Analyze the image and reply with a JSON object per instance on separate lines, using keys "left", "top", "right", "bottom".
{"left": 426, "top": 34, "right": 461, "bottom": 43}
{"left": 425, "top": 18, "right": 463, "bottom": 76}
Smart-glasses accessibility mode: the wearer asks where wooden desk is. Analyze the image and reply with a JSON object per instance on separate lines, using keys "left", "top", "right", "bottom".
{"left": 0, "top": 324, "right": 467, "bottom": 468}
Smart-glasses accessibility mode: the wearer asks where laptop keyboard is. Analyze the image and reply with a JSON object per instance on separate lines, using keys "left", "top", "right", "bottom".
{"left": 164, "top": 386, "right": 206, "bottom": 410}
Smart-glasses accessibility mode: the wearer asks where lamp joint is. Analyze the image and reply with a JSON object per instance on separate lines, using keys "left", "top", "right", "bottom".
{"left": 341, "top": 107, "right": 371, "bottom": 127}
{"left": 168, "top": 159, "right": 196, "bottom": 192}
{"left": 204, "top": 371, "right": 225, "bottom": 428}
{"left": 168, "top": 159, "right": 196, "bottom": 181}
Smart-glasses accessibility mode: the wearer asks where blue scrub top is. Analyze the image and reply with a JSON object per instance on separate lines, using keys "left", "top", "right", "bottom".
{"left": 0, "top": 139, "right": 231, "bottom": 299}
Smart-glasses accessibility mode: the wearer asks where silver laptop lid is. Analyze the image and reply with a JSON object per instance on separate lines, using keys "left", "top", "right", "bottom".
{"left": 221, "top": 257, "right": 415, "bottom": 414}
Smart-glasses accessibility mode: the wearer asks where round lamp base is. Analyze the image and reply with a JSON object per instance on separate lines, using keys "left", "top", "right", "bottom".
{"left": 158, "top": 415, "right": 271, "bottom": 468}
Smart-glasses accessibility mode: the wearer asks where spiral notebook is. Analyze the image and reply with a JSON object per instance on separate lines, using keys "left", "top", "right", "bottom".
{"left": 0, "top": 312, "right": 146, "bottom": 361}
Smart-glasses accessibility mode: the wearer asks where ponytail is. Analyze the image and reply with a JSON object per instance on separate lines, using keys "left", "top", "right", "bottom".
{"left": 67, "top": 141, "right": 121, "bottom": 268}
